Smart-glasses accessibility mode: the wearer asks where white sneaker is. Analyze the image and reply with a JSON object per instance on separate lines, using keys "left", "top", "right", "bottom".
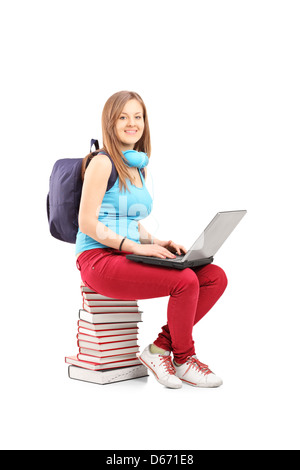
{"left": 138, "top": 345, "right": 182, "bottom": 389}
{"left": 174, "top": 356, "right": 223, "bottom": 388}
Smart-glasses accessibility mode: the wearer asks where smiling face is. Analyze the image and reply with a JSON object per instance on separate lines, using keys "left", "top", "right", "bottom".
{"left": 115, "top": 99, "right": 145, "bottom": 151}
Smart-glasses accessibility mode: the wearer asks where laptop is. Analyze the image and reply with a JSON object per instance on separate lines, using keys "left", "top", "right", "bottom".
{"left": 126, "top": 210, "right": 247, "bottom": 270}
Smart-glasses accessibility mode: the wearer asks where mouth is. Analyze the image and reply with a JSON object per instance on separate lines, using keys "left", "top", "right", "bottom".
{"left": 124, "top": 130, "right": 137, "bottom": 135}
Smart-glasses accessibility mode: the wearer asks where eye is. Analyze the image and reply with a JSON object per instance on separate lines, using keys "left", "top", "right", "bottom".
{"left": 120, "top": 116, "right": 126, "bottom": 120}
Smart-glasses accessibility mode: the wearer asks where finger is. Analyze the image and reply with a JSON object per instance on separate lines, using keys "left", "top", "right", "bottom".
{"left": 153, "top": 251, "right": 167, "bottom": 259}
{"left": 177, "top": 245, "right": 187, "bottom": 254}
{"left": 172, "top": 244, "right": 182, "bottom": 255}
{"left": 162, "top": 248, "right": 176, "bottom": 258}
{"left": 153, "top": 248, "right": 170, "bottom": 258}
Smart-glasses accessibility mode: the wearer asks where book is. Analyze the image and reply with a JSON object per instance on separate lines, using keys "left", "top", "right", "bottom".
{"left": 76, "top": 352, "right": 138, "bottom": 364}
{"left": 82, "top": 303, "right": 141, "bottom": 313}
{"left": 78, "top": 320, "right": 139, "bottom": 330}
{"left": 77, "top": 339, "right": 138, "bottom": 350}
{"left": 82, "top": 292, "right": 121, "bottom": 301}
{"left": 82, "top": 291, "right": 138, "bottom": 302}
{"left": 77, "top": 353, "right": 142, "bottom": 366}
{"left": 76, "top": 333, "right": 138, "bottom": 343}
{"left": 78, "top": 346, "right": 140, "bottom": 357}
{"left": 83, "top": 298, "right": 138, "bottom": 306}
{"left": 78, "top": 326, "right": 139, "bottom": 336}
{"left": 80, "top": 284, "right": 96, "bottom": 293}
{"left": 79, "top": 309, "right": 142, "bottom": 323}
{"left": 68, "top": 364, "right": 148, "bottom": 385}
{"left": 65, "top": 355, "right": 141, "bottom": 371}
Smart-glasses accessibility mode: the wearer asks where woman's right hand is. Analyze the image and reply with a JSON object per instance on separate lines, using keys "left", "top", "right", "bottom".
{"left": 133, "top": 243, "right": 177, "bottom": 259}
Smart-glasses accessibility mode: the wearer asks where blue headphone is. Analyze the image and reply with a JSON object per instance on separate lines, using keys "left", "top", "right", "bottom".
{"left": 122, "top": 150, "right": 149, "bottom": 169}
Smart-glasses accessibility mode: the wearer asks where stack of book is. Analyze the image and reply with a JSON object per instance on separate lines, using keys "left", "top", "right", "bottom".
{"left": 65, "top": 283, "right": 148, "bottom": 385}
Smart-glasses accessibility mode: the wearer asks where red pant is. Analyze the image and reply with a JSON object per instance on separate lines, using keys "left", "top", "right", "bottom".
{"left": 76, "top": 248, "right": 228, "bottom": 364}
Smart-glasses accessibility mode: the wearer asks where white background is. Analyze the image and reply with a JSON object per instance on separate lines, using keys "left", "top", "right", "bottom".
{"left": 1, "top": 0, "right": 299, "bottom": 450}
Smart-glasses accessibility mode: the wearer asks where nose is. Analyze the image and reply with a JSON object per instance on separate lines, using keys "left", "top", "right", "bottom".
{"left": 128, "top": 116, "right": 136, "bottom": 127}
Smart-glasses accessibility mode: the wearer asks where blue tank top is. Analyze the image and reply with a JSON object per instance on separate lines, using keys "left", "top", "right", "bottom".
{"left": 75, "top": 164, "right": 153, "bottom": 254}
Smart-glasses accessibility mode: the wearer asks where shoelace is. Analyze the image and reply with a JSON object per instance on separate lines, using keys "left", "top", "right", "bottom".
{"left": 159, "top": 355, "right": 176, "bottom": 375}
{"left": 185, "top": 356, "right": 212, "bottom": 376}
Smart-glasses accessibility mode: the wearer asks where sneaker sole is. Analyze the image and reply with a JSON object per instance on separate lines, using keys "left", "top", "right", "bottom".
{"left": 138, "top": 356, "right": 182, "bottom": 389}
{"left": 181, "top": 378, "right": 223, "bottom": 388}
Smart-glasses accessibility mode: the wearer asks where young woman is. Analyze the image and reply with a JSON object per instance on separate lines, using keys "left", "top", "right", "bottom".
{"left": 75, "top": 91, "right": 228, "bottom": 389}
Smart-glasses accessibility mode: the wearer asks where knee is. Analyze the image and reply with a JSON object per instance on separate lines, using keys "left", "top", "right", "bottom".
{"left": 172, "top": 268, "right": 199, "bottom": 295}
{"left": 182, "top": 268, "right": 200, "bottom": 288}
{"left": 209, "top": 264, "right": 228, "bottom": 292}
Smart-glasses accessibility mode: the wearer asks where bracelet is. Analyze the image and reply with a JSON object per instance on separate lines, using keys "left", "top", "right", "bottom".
{"left": 119, "top": 236, "right": 127, "bottom": 251}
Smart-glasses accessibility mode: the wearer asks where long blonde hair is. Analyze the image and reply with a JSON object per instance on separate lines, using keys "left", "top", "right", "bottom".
{"left": 82, "top": 91, "right": 151, "bottom": 191}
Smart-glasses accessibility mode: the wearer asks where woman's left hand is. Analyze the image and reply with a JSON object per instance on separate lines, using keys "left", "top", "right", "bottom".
{"left": 157, "top": 239, "right": 187, "bottom": 255}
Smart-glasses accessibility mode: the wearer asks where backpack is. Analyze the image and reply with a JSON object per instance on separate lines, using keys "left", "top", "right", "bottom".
{"left": 47, "top": 139, "right": 118, "bottom": 244}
